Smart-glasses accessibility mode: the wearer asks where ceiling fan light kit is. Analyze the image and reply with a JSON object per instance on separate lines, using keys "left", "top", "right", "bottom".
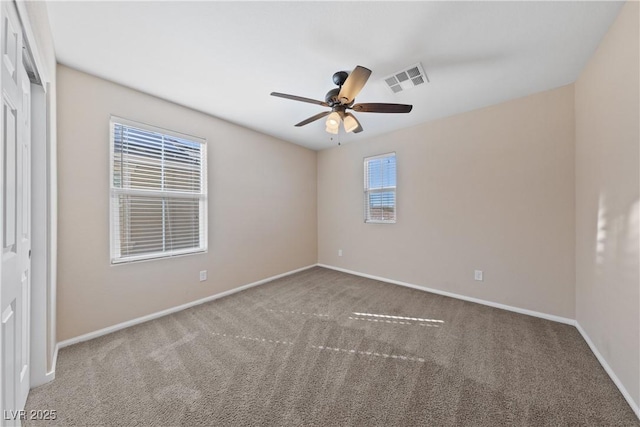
{"left": 325, "top": 126, "right": 339, "bottom": 135}
{"left": 343, "top": 114, "right": 359, "bottom": 133}
{"left": 326, "top": 111, "right": 341, "bottom": 129}
{"left": 271, "top": 65, "right": 413, "bottom": 136}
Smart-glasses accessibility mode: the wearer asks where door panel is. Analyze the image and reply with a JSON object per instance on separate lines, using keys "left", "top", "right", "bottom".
{"left": 2, "top": 13, "right": 17, "bottom": 84}
{"left": 3, "top": 100, "right": 17, "bottom": 253}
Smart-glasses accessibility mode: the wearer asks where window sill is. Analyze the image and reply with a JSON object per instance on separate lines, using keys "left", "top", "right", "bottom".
{"left": 111, "top": 248, "right": 207, "bottom": 265}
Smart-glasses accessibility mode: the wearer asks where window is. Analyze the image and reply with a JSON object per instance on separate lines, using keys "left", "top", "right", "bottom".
{"left": 364, "top": 153, "right": 396, "bottom": 223}
{"left": 110, "top": 117, "right": 207, "bottom": 263}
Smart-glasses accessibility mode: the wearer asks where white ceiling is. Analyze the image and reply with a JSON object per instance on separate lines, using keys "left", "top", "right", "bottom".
{"left": 47, "top": 1, "right": 623, "bottom": 150}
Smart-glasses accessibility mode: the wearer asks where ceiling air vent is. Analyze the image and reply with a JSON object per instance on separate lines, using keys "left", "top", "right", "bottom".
{"left": 383, "top": 63, "right": 428, "bottom": 94}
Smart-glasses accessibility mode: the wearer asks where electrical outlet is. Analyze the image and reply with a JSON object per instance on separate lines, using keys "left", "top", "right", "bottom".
{"left": 338, "top": 249, "right": 343, "bottom": 257}
{"left": 474, "top": 270, "right": 483, "bottom": 281}
{"left": 199, "top": 270, "right": 207, "bottom": 282}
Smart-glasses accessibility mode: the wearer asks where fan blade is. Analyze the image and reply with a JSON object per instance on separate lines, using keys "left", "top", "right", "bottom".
{"left": 351, "top": 103, "right": 413, "bottom": 113}
{"left": 338, "top": 66, "right": 372, "bottom": 105}
{"left": 343, "top": 112, "right": 363, "bottom": 133}
{"left": 271, "top": 92, "right": 328, "bottom": 107}
{"left": 295, "top": 111, "right": 330, "bottom": 127}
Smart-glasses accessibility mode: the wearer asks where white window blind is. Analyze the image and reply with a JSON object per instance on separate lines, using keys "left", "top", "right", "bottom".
{"left": 364, "top": 153, "right": 396, "bottom": 223}
{"left": 110, "top": 117, "right": 207, "bottom": 263}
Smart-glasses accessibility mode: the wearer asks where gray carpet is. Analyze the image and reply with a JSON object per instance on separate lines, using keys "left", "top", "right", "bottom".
{"left": 25, "top": 267, "right": 638, "bottom": 426}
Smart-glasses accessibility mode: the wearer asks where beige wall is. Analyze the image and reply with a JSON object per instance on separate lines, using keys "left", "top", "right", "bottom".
{"left": 575, "top": 0, "right": 640, "bottom": 409}
{"left": 56, "top": 65, "right": 317, "bottom": 341}
{"left": 318, "top": 85, "right": 576, "bottom": 319}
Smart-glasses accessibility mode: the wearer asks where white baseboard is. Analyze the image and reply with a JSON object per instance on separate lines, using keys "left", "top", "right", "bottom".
{"left": 318, "top": 264, "right": 575, "bottom": 325}
{"left": 575, "top": 322, "right": 640, "bottom": 419}
{"left": 45, "top": 344, "right": 58, "bottom": 381}
{"left": 57, "top": 264, "right": 317, "bottom": 349}
{"left": 29, "top": 343, "right": 58, "bottom": 388}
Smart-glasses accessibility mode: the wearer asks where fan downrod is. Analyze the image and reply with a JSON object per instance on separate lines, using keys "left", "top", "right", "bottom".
{"left": 325, "top": 71, "right": 349, "bottom": 106}
{"left": 326, "top": 70, "right": 352, "bottom": 107}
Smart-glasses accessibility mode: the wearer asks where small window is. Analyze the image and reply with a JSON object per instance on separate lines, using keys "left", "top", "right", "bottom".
{"left": 110, "top": 117, "right": 207, "bottom": 263}
{"left": 364, "top": 153, "right": 396, "bottom": 223}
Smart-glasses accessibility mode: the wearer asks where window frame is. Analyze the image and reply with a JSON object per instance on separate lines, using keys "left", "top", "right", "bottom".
{"left": 109, "top": 116, "right": 208, "bottom": 264}
{"left": 363, "top": 152, "right": 397, "bottom": 224}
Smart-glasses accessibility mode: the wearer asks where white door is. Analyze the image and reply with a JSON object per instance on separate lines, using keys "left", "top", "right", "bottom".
{"left": 1, "top": 1, "right": 31, "bottom": 423}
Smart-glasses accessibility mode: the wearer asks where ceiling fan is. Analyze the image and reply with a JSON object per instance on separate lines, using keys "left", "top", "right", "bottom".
{"left": 271, "top": 66, "right": 413, "bottom": 135}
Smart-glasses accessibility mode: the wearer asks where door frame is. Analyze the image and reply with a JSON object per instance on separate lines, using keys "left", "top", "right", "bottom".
{"left": 11, "top": 0, "right": 56, "bottom": 389}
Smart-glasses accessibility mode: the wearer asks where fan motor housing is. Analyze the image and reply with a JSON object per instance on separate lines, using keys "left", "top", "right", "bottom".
{"left": 325, "top": 88, "right": 340, "bottom": 107}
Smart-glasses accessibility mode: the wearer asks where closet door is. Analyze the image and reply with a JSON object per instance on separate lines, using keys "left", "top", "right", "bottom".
{"left": 1, "top": 1, "right": 32, "bottom": 423}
